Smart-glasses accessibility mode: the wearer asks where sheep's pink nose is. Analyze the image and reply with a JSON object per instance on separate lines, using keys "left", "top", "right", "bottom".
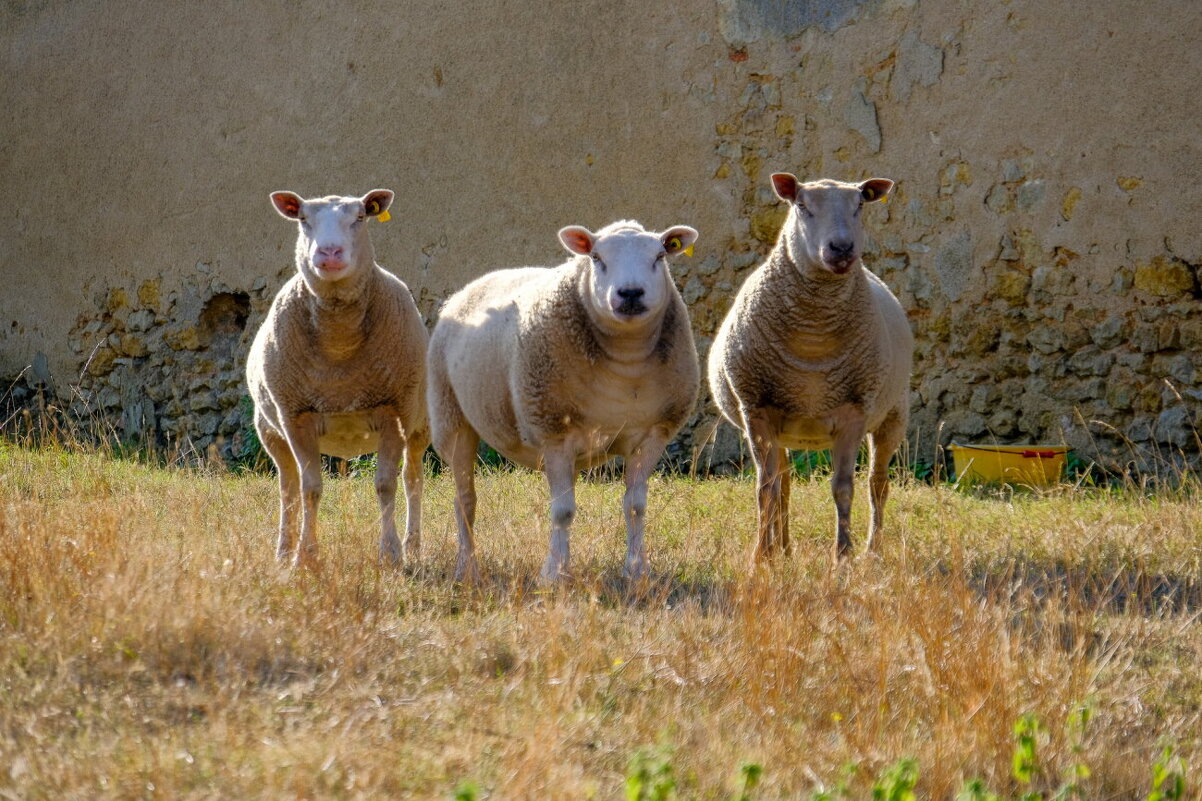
{"left": 317, "top": 245, "right": 344, "bottom": 259}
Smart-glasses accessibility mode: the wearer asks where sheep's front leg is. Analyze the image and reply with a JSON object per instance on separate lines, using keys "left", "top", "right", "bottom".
{"left": 621, "top": 427, "right": 671, "bottom": 582}
{"left": 373, "top": 411, "right": 403, "bottom": 566}
{"left": 401, "top": 427, "right": 429, "bottom": 565}
{"left": 778, "top": 451, "right": 792, "bottom": 556}
{"left": 446, "top": 425, "right": 481, "bottom": 584}
{"left": 745, "top": 409, "right": 786, "bottom": 563}
{"left": 865, "top": 409, "right": 904, "bottom": 552}
{"left": 280, "top": 412, "right": 323, "bottom": 569}
{"left": 830, "top": 416, "right": 866, "bottom": 562}
{"left": 541, "top": 442, "right": 578, "bottom": 584}
{"left": 259, "top": 425, "right": 300, "bottom": 561}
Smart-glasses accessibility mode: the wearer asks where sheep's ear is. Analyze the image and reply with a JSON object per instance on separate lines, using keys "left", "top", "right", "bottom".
{"left": 661, "top": 226, "right": 699, "bottom": 255}
{"left": 362, "top": 189, "right": 394, "bottom": 217}
{"left": 270, "top": 191, "right": 304, "bottom": 219}
{"left": 860, "top": 179, "right": 894, "bottom": 203}
{"left": 559, "top": 226, "right": 596, "bottom": 256}
{"left": 771, "top": 173, "right": 800, "bottom": 203}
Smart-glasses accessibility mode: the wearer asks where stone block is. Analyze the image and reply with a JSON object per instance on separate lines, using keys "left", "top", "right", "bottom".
{"left": 1089, "top": 316, "right": 1125, "bottom": 348}
{"left": 991, "top": 268, "right": 1030, "bottom": 305}
{"left": 1026, "top": 326, "right": 1065, "bottom": 355}
{"left": 1131, "top": 324, "right": 1160, "bottom": 353}
{"left": 1155, "top": 406, "right": 1193, "bottom": 448}
{"left": 86, "top": 348, "right": 117, "bottom": 376}
{"left": 119, "top": 335, "right": 149, "bottom": 358}
{"left": 946, "top": 410, "right": 987, "bottom": 437}
{"left": 1134, "top": 256, "right": 1195, "bottom": 296}
{"left": 1066, "top": 348, "right": 1114, "bottom": 377}
{"left": 166, "top": 326, "right": 202, "bottom": 351}
{"left": 986, "top": 184, "right": 1013, "bottom": 214}
{"left": 1016, "top": 180, "right": 1046, "bottom": 212}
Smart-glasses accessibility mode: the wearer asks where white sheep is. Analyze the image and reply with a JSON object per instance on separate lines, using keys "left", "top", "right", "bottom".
{"left": 427, "top": 220, "right": 701, "bottom": 583}
{"left": 708, "top": 174, "right": 912, "bottom": 564}
{"left": 247, "top": 189, "right": 429, "bottom": 568}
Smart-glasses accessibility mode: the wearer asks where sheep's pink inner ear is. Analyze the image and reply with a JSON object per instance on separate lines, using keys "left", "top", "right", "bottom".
{"left": 661, "top": 226, "right": 699, "bottom": 254}
{"left": 771, "top": 173, "right": 800, "bottom": 202}
{"left": 558, "top": 226, "right": 595, "bottom": 255}
{"left": 362, "top": 189, "right": 394, "bottom": 217}
{"left": 860, "top": 178, "right": 894, "bottom": 202}
{"left": 270, "top": 191, "right": 303, "bottom": 219}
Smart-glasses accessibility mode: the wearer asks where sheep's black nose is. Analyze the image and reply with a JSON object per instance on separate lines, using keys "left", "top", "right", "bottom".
{"left": 829, "top": 240, "right": 854, "bottom": 256}
{"left": 617, "top": 287, "right": 645, "bottom": 301}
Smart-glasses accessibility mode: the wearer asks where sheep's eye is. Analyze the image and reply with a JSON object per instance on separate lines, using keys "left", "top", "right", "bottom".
{"left": 591, "top": 254, "right": 606, "bottom": 272}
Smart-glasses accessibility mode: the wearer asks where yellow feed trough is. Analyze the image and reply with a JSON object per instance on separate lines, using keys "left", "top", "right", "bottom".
{"left": 946, "top": 443, "right": 1071, "bottom": 487}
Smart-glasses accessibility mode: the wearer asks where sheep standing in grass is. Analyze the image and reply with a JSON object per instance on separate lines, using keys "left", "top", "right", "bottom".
{"left": 247, "top": 189, "right": 429, "bottom": 568}
{"left": 428, "top": 220, "right": 700, "bottom": 584}
{"left": 708, "top": 174, "right": 912, "bottom": 564}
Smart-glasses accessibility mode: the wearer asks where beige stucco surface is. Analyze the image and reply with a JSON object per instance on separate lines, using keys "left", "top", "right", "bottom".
{"left": 3, "top": 0, "right": 1201, "bottom": 467}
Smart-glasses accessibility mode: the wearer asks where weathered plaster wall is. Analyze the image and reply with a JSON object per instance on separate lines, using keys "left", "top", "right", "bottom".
{"left": 2, "top": 0, "right": 1200, "bottom": 470}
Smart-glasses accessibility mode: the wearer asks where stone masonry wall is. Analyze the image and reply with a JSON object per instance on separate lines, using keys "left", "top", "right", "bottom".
{"left": 3, "top": 0, "right": 1200, "bottom": 474}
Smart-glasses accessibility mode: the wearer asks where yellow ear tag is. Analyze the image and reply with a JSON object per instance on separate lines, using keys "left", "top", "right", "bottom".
{"left": 683, "top": 244, "right": 695, "bottom": 257}
{"left": 377, "top": 209, "right": 391, "bottom": 222}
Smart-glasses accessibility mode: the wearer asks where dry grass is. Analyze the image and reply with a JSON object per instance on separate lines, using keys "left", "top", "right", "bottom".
{"left": 1, "top": 441, "right": 1200, "bottom": 799}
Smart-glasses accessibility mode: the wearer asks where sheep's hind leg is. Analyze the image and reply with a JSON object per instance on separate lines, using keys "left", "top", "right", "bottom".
{"left": 541, "top": 441, "right": 578, "bottom": 584}
{"left": 778, "top": 449, "right": 792, "bottom": 556}
{"left": 440, "top": 424, "right": 481, "bottom": 585}
{"left": 280, "top": 413, "right": 323, "bottom": 570}
{"left": 865, "top": 410, "right": 904, "bottom": 553}
{"left": 621, "top": 427, "right": 671, "bottom": 583}
{"left": 401, "top": 425, "right": 429, "bottom": 565}
{"left": 373, "top": 411, "right": 404, "bottom": 566}
{"left": 745, "top": 410, "right": 785, "bottom": 564}
{"left": 259, "top": 425, "right": 299, "bottom": 562}
{"left": 829, "top": 418, "right": 866, "bottom": 563}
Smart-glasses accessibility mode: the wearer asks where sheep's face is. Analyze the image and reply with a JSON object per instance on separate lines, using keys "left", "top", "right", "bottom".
{"left": 559, "top": 222, "right": 698, "bottom": 325}
{"left": 771, "top": 174, "right": 893, "bottom": 275}
{"left": 270, "top": 189, "right": 394, "bottom": 281}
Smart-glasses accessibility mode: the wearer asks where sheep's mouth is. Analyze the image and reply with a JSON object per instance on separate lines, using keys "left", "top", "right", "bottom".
{"left": 614, "top": 299, "right": 648, "bottom": 317}
{"left": 824, "top": 256, "right": 856, "bottom": 274}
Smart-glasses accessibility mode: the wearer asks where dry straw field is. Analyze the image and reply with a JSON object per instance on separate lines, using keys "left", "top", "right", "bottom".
{"left": 1, "top": 433, "right": 1200, "bottom": 799}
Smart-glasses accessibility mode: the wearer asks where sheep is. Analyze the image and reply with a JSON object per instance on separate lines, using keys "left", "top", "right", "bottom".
{"left": 427, "top": 220, "right": 701, "bottom": 584}
{"left": 247, "top": 189, "right": 429, "bottom": 568}
{"left": 707, "top": 174, "right": 912, "bottom": 564}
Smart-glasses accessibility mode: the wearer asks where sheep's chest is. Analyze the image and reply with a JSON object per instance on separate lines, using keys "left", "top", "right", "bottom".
{"left": 317, "top": 411, "right": 380, "bottom": 460}
{"left": 568, "top": 362, "right": 673, "bottom": 458}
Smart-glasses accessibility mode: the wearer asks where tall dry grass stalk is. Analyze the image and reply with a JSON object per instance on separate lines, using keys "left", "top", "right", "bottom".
{"left": 1, "top": 439, "right": 1199, "bottom": 799}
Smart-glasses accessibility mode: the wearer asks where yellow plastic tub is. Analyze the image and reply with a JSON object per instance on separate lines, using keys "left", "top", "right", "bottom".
{"left": 946, "top": 443, "right": 1071, "bottom": 486}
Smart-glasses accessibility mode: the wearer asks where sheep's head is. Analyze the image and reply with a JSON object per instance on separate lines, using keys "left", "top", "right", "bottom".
{"left": 559, "top": 221, "right": 698, "bottom": 326}
{"left": 269, "top": 189, "right": 394, "bottom": 282}
{"left": 770, "top": 174, "right": 893, "bottom": 275}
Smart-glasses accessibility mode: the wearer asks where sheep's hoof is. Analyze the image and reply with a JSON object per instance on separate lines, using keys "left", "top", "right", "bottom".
{"left": 292, "top": 551, "right": 321, "bottom": 572}
{"left": 454, "top": 554, "right": 482, "bottom": 586}
{"left": 378, "top": 535, "right": 403, "bottom": 567}
{"left": 623, "top": 554, "right": 650, "bottom": 584}
{"left": 401, "top": 535, "right": 420, "bottom": 566}
{"left": 538, "top": 558, "right": 572, "bottom": 586}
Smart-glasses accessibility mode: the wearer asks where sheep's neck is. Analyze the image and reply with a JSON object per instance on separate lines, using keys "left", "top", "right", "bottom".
{"left": 304, "top": 265, "right": 377, "bottom": 360}
{"left": 767, "top": 248, "right": 873, "bottom": 363}
{"left": 587, "top": 306, "right": 670, "bottom": 365}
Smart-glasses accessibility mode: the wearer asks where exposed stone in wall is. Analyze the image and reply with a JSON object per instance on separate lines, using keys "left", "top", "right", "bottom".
{"left": 5, "top": 0, "right": 1201, "bottom": 479}
{"left": 55, "top": 273, "right": 271, "bottom": 462}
